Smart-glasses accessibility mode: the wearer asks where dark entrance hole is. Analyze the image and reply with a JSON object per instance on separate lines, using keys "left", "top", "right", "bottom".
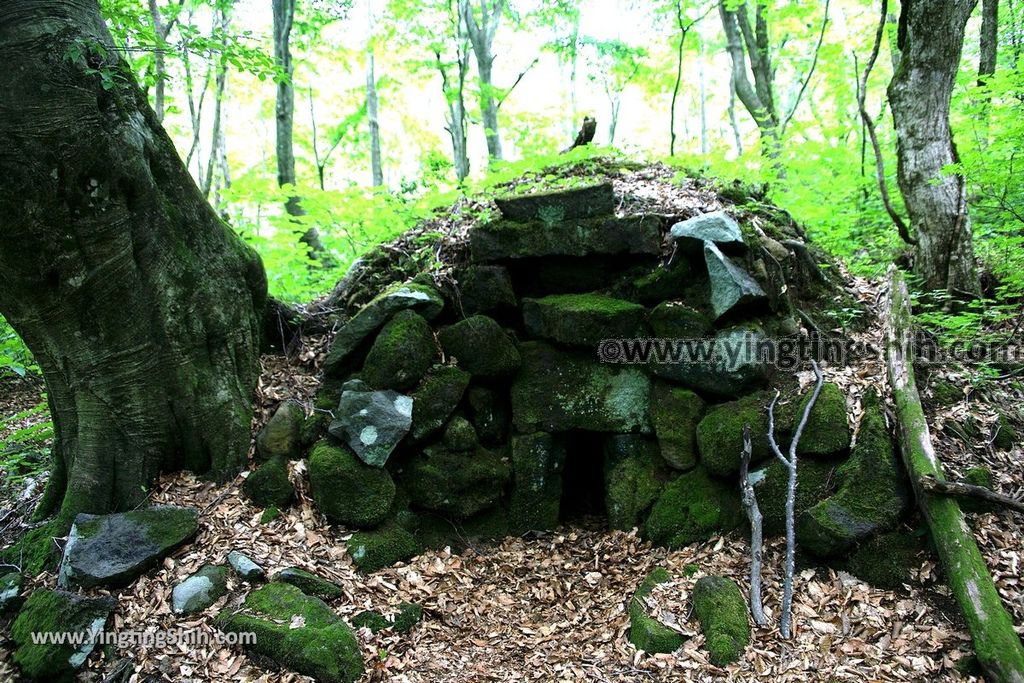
{"left": 559, "top": 431, "right": 608, "bottom": 524}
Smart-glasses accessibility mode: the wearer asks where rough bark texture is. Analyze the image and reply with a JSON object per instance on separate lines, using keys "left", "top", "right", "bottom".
{"left": 888, "top": 0, "right": 980, "bottom": 296}
{"left": 0, "top": 0, "right": 267, "bottom": 521}
{"left": 461, "top": 0, "right": 505, "bottom": 163}
{"left": 884, "top": 268, "right": 1024, "bottom": 683}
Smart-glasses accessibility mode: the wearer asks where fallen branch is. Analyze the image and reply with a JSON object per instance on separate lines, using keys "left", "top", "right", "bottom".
{"left": 919, "top": 475, "right": 1024, "bottom": 514}
{"left": 883, "top": 266, "right": 1024, "bottom": 683}
{"left": 740, "top": 423, "right": 768, "bottom": 626}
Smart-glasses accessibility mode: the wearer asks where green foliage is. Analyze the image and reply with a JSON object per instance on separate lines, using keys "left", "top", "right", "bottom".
{"left": 0, "top": 401, "right": 53, "bottom": 495}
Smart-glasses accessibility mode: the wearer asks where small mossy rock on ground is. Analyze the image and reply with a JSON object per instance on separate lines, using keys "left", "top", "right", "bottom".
{"left": 650, "top": 326, "right": 769, "bottom": 398}
{"left": 323, "top": 282, "right": 444, "bottom": 376}
{"left": 691, "top": 576, "right": 751, "bottom": 666}
{"left": 697, "top": 392, "right": 774, "bottom": 477}
{"left": 628, "top": 567, "right": 685, "bottom": 654}
{"left": 309, "top": 441, "right": 396, "bottom": 528}
{"left": 647, "top": 301, "right": 712, "bottom": 339}
{"left": 467, "top": 386, "right": 510, "bottom": 445}
{"left": 410, "top": 366, "right": 471, "bottom": 441}
{"left": 644, "top": 467, "right": 742, "bottom": 548}
{"left": 12, "top": 589, "right": 115, "bottom": 682}
{"left": 260, "top": 506, "right": 281, "bottom": 524}
{"left": 403, "top": 444, "right": 511, "bottom": 518}
{"left": 348, "top": 521, "right": 422, "bottom": 573}
{"left": 512, "top": 341, "right": 652, "bottom": 433}
{"left": 509, "top": 432, "right": 566, "bottom": 534}
{"left": 470, "top": 215, "right": 661, "bottom": 262}
{"left": 704, "top": 242, "right": 767, "bottom": 321}
{"left": 630, "top": 262, "right": 694, "bottom": 305}
{"left": 961, "top": 466, "right": 998, "bottom": 513}
{"left": 669, "top": 210, "right": 745, "bottom": 255}
{"left": 494, "top": 182, "right": 616, "bottom": 223}
{"left": 604, "top": 435, "right": 666, "bottom": 531}
{"left": 394, "top": 602, "right": 424, "bottom": 633}
{"left": 58, "top": 505, "right": 198, "bottom": 589}
{"left": 799, "top": 391, "right": 910, "bottom": 557}
{"left": 256, "top": 402, "right": 304, "bottom": 461}
{"left": 218, "top": 582, "right": 363, "bottom": 683}
{"left": 778, "top": 382, "right": 851, "bottom": 457}
{"left": 522, "top": 293, "right": 646, "bottom": 348}
{"left": 993, "top": 412, "right": 1017, "bottom": 450}
{"left": 328, "top": 386, "right": 413, "bottom": 467}
{"left": 0, "top": 571, "right": 22, "bottom": 614}
{"left": 650, "top": 382, "right": 705, "bottom": 471}
{"left": 753, "top": 458, "right": 838, "bottom": 537}
{"left": 243, "top": 456, "right": 294, "bottom": 508}
{"left": 228, "top": 551, "right": 266, "bottom": 582}
{"left": 845, "top": 531, "right": 925, "bottom": 590}
{"left": 352, "top": 609, "right": 389, "bottom": 632}
{"left": 437, "top": 315, "right": 521, "bottom": 378}
{"left": 276, "top": 566, "right": 344, "bottom": 600}
{"left": 361, "top": 310, "right": 438, "bottom": 391}
{"left": 172, "top": 564, "right": 228, "bottom": 615}
{"left": 454, "top": 265, "right": 517, "bottom": 315}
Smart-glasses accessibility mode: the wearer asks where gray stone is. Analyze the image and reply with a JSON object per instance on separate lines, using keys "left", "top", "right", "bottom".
{"left": 0, "top": 571, "right": 21, "bottom": 614}
{"left": 494, "top": 182, "right": 616, "bottom": 223}
{"left": 467, "top": 386, "right": 510, "bottom": 446}
{"left": 470, "top": 215, "right": 661, "bottom": 262}
{"left": 669, "top": 210, "right": 745, "bottom": 253}
{"left": 603, "top": 435, "right": 665, "bottom": 531}
{"left": 58, "top": 506, "right": 198, "bottom": 589}
{"left": 522, "top": 293, "right": 647, "bottom": 347}
{"left": 404, "top": 444, "right": 511, "bottom": 518}
{"left": 323, "top": 282, "right": 444, "bottom": 376}
{"left": 227, "top": 551, "right": 265, "bottom": 582}
{"left": 172, "top": 564, "right": 228, "bottom": 615}
{"left": 437, "top": 315, "right": 521, "bottom": 378}
{"left": 361, "top": 310, "right": 438, "bottom": 391}
{"left": 277, "top": 566, "right": 344, "bottom": 599}
{"left": 455, "top": 265, "right": 517, "bottom": 315}
{"left": 328, "top": 387, "right": 413, "bottom": 468}
{"left": 650, "top": 383, "right": 705, "bottom": 470}
{"left": 649, "top": 325, "right": 769, "bottom": 397}
{"left": 256, "top": 402, "right": 304, "bottom": 461}
{"left": 704, "top": 242, "right": 767, "bottom": 320}
{"left": 11, "top": 589, "right": 115, "bottom": 681}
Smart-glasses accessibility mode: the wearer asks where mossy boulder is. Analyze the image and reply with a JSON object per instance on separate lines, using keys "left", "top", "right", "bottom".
{"left": 993, "top": 412, "right": 1017, "bottom": 450}
{"left": 393, "top": 601, "right": 424, "bottom": 633}
{"left": 628, "top": 567, "right": 685, "bottom": 654}
{"left": 260, "top": 506, "right": 281, "bottom": 524}
{"left": 604, "top": 436, "right": 666, "bottom": 531}
{"left": 438, "top": 315, "right": 521, "bottom": 378}
{"left": 352, "top": 609, "right": 389, "bottom": 632}
{"left": 470, "top": 215, "right": 661, "bottom": 261}
{"left": 650, "top": 326, "right": 769, "bottom": 397}
{"left": 409, "top": 366, "right": 471, "bottom": 441}
{"left": 754, "top": 458, "right": 838, "bottom": 537}
{"left": 454, "top": 265, "right": 517, "bottom": 315}
{"left": 441, "top": 416, "right": 478, "bottom": 451}
{"left": 0, "top": 571, "right": 22, "bottom": 614}
{"left": 243, "top": 456, "right": 294, "bottom": 508}
{"left": 643, "top": 467, "right": 742, "bottom": 548}
{"left": 493, "top": 181, "right": 616, "bottom": 223}
{"left": 323, "top": 281, "right": 444, "bottom": 376}
{"left": 511, "top": 341, "right": 652, "bottom": 433}
{"left": 361, "top": 310, "right": 438, "bottom": 391}
{"left": 309, "top": 441, "right": 396, "bottom": 529}
{"left": 692, "top": 576, "right": 750, "bottom": 666}
{"left": 650, "top": 382, "right": 705, "bottom": 471}
{"left": 57, "top": 505, "right": 199, "bottom": 589}
{"left": 467, "top": 386, "right": 510, "bottom": 445}
{"left": 509, "top": 432, "right": 566, "bottom": 534}
{"left": 11, "top": 589, "right": 115, "bottom": 682}
{"left": 277, "top": 567, "right": 344, "bottom": 600}
{"left": 845, "top": 531, "right": 924, "bottom": 590}
{"left": 648, "top": 301, "right": 712, "bottom": 339}
{"left": 256, "top": 402, "right": 304, "bottom": 461}
{"left": 217, "top": 582, "right": 363, "bottom": 683}
{"left": 172, "top": 564, "right": 228, "bottom": 615}
{"left": 631, "top": 263, "right": 694, "bottom": 306}
{"left": 697, "top": 392, "right": 773, "bottom": 478}
{"left": 780, "top": 382, "right": 851, "bottom": 457}
{"left": 347, "top": 521, "right": 422, "bottom": 573}
{"left": 403, "top": 444, "right": 511, "bottom": 518}
{"left": 799, "top": 391, "right": 909, "bottom": 557}
{"left": 522, "top": 293, "right": 646, "bottom": 347}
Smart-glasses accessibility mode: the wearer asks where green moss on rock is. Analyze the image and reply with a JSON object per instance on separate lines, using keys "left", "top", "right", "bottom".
{"left": 692, "top": 576, "right": 750, "bottom": 666}
{"left": 650, "top": 382, "right": 705, "bottom": 471}
{"left": 628, "top": 567, "right": 685, "bottom": 654}
{"left": 845, "top": 531, "right": 924, "bottom": 590}
{"left": 697, "top": 392, "right": 774, "bottom": 478}
{"left": 960, "top": 466, "right": 997, "bottom": 513}
{"left": 352, "top": 609, "right": 389, "bottom": 632}
{"left": 784, "top": 383, "right": 851, "bottom": 456}
{"left": 648, "top": 301, "right": 712, "bottom": 338}
{"left": 754, "top": 458, "right": 837, "bottom": 537}
{"left": 403, "top": 444, "right": 511, "bottom": 518}
{"left": 509, "top": 433, "right": 565, "bottom": 534}
{"left": 993, "top": 413, "right": 1017, "bottom": 451}
{"left": 409, "top": 366, "right": 470, "bottom": 441}
{"left": 604, "top": 436, "right": 666, "bottom": 531}
{"left": 308, "top": 441, "right": 395, "bottom": 529}
{"left": 438, "top": 315, "right": 520, "bottom": 378}
{"left": 277, "top": 567, "right": 344, "bottom": 600}
{"left": 643, "top": 467, "right": 742, "bottom": 548}
{"left": 260, "top": 506, "right": 281, "bottom": 524}
{"left": 243, "top": 456, "right": 294, "bottom": 509}
{"left": 256, "top": 402, "right": 304, "bottom": 461}
{"left": 522, "top": 293, "right": 647, "bottom": 347}
{"left": 631, "top": 264, "right": 695, "bottom": 306}
{"left": 347, "top": 521, "right": 422, "bottom": 573}
{"left": 218, "top": 582, "right": 363, "bottom": 683}
{"left": 394, "top": 602, "right": 423, "bottom": 633}
{"left": 361, "top": 310, "right": 438, "bottom": 391}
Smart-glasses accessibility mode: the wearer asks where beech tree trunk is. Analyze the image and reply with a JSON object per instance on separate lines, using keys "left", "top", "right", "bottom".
{"left": 366, "top": 8, "right": 384, "bottom": 187}
{"left": 461, "top": 0, "right": 505, "bottom": 163}
{"left": 888, "top": 0, "right": 980, "bottom": 296}
{"left": 0, "top": 0, "right": 267, "bottom": 522}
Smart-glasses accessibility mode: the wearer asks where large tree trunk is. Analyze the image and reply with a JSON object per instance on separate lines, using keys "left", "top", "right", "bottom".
{"left": 272, "top": 0, "right": 325, "bottom": 258}
{"left": 0, "top": 0, "right": 267, "bottom": 522}
{"left": 888, "top": 0, "right": 980, "bottom": 296}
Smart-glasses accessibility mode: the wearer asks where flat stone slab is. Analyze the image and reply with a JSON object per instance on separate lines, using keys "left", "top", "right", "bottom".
{"left": 670, "top": 210, "right": 745, "bottom": 253}
{"left": 328, "top": 387, "right": 413, "bottom": 467}
{"left": 704, "top": 242, "right": 767, "bottom": 320}
{"left": 494, "top": 182, "right": 616, "bottom": 223}
{"left": 523, "top": 293, "right": 647, "bottom": 347}
{"left": 58, "top": 506, "right": 198, "bottom": 589}
{"left": 172, "top": 564, "right": 228, "bottom": 615}
{"left": 12, "top": 589, "right": 115, "bottom": 681}
{"left": 470, "top": 215, "right": 661, "bottom": 262}
{"left": 649, "top": 326, "right": 769, "bottom": 397}
{"left": 323, "top": 282, "right": 444, "bottom": 376}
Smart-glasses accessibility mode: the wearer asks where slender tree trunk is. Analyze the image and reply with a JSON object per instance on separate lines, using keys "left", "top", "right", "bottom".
{"left": 888, "top": 0, "right": 980, "bottom": 296}
{"left": 366, "top": 9, "right": 384, "bottom": 187}
{"left": 979, "top": 0, "right": 999, "bottom": 85}
{"left": 461, "top": 0, "right": 505, "bottom": 163}
{"left": 272, "top": 0, "right": 326, "bottom": 258}
{"left": 699, "top": 39, "right": 709, "bottom": 157}
{"left": 203, "top": 4, "right": 230, "bottom": 199}
{"left": 669, "top": 0, "right": 686, "bottom": 157}
{"left": 728, "top": 73, "right": 743, "bottom": 156}
{"left": 0, "top": 0, "right": 267, "bottom": 523}
{"left": 147, "top": 0, "right": 167, "bottom": 122}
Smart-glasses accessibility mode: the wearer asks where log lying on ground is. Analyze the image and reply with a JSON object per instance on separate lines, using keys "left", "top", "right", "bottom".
{"left": 919, "top": 476, "right": 1024, "bottom": 515}
{"left": 883, "top": 266, "right": 1024, "bottom": 683}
